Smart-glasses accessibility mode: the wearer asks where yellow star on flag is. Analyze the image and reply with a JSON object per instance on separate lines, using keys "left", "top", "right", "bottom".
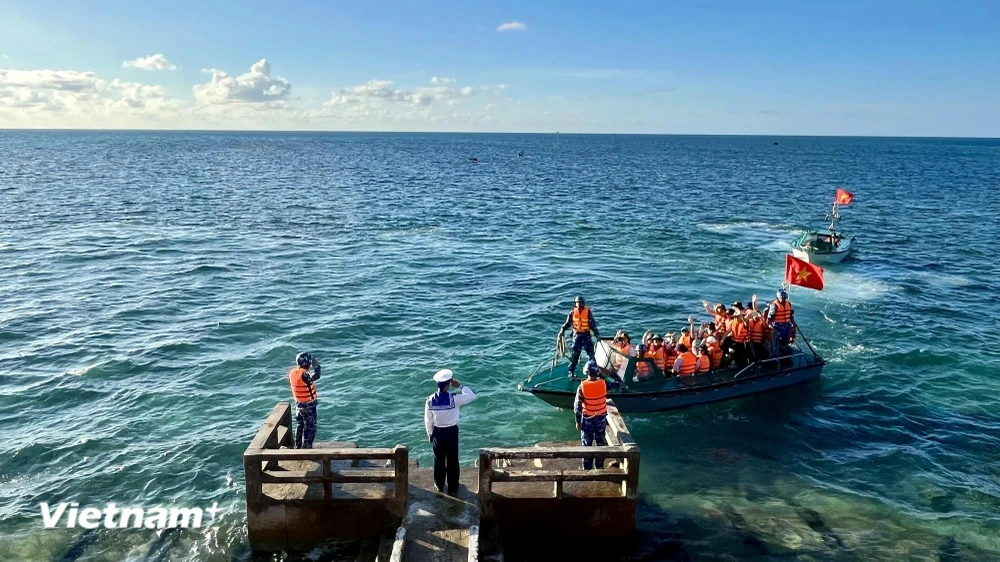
{"left": 796, "top": 269, "right": 812, "bottom": 282}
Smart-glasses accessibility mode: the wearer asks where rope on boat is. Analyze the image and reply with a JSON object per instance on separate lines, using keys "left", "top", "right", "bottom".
{"left": 552, "top": 332, "right": 566, "bottom": 368}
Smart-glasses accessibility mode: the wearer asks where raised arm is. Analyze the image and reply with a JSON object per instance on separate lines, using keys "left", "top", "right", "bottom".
{"left": 452, "top": 380, "right": 477, "bottom": 405}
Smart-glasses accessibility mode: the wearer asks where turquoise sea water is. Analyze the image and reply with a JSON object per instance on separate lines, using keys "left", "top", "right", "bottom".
{"left": 1, "top": 132, "right": 999, "bottom": 561}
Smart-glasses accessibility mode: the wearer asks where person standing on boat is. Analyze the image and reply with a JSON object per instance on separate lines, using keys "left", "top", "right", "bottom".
{"left": 574, "top": 361, "right": 620, "bottom": 470}
{"left": 288, "top": 352, "right": 321, "bottom": 449}
{"left": 559, "top": 296, "right": 601, "bottom": 378}
{"left": 424, "top": 369, "right": 477, "bottom": 494}
{"left": 768, "top": 289, "right": 795, "bottom": 350}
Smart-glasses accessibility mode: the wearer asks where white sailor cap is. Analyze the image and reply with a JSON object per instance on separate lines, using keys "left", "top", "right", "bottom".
{"left": 432, "top": 369, "right": 454, "bottom": 383}
{"left": 705, "top": 336, "right": 717, "bottom": 344}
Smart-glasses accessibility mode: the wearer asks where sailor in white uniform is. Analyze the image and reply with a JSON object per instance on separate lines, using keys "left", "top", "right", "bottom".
{"left": 424, "top": 369, "right": 477, "bottom": 494}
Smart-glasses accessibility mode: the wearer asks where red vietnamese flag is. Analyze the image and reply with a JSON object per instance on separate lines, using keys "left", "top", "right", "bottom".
{"left": 785, "top": 254, "right": 825, "bottom": 291}
{"left": 835, "top": 188, "right": 854, "bottom": 206}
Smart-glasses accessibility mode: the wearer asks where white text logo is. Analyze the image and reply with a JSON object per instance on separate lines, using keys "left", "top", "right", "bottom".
{"left": 40, "top": 502, "right": 221, "bottom": 529}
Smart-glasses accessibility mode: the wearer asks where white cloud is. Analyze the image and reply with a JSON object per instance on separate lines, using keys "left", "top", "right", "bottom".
{"left": 324, "top": 78, "right": 485, "bottom": 108}
{"left": 122, "top": 54, "right": 176, "bottom": 71}
{"left": 193, "top": 59, "right": 291, "bottom": 106}
{"left": 496, "top": 21, "right": 526, "bottom": 32}
{"left": 0, "top": 67, "right": 181, "bottom": 126}
{"left": 308, "top": 77, "right": 516, "bottom": 130}
{"left": 0, "top": 62, "right": 520, "bottom": 131}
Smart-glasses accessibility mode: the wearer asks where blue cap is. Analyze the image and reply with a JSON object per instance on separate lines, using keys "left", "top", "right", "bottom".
{"left": 585, "top": 360, "right": 600, "bottom": 376}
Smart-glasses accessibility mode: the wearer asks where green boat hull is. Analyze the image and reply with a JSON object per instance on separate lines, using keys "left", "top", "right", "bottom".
{"left": 520, "top": 328, "right": 825, "bottom": 413}
{"left": 520, "top": 357, "right": 824, "bottom": 413}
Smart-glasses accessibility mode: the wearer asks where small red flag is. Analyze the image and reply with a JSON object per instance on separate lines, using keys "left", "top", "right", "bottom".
{"left": 785, "top": 254, "right": 825, "bottom": 291}
{"left": 835, "top": 188, "right": 854, "bottom": 206}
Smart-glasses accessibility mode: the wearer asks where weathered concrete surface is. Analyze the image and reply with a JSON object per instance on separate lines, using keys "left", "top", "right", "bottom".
{"left": 401, "top": 468, "right": 481, "bottom": 562}
{"left": 487, "top": 441, "right": 635, "bottom": 541}
{"left": 248, "top": 441, "right": 406, "bottom": 551}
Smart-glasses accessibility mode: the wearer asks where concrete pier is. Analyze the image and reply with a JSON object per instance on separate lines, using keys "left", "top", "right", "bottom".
{"left": 244, "top": 401, "right": 639, "bottom": 560}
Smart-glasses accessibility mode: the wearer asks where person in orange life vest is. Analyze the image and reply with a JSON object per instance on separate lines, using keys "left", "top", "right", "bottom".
{"left": 768, "top": 289, "right": 795, "bottom": 348}
{"left": 705, "top": 336, "right": 724, "bottom": 370}
{"left": 721, "top": 308, "right": 738, "bottom": 355}
{"left": 611, "top": 331, "right": 635, "bottom": 374}
{"left": 647, "top": 334, "right": 670, "bottom": 374}
{"left": 703, "top": 301, "right": 729, "bottom": 328}
{"left": 729, "top": 309, "right": 752, "bottom": 368}
{"left": 677, "top": 317, "right": 695, "bottom": 351}
{"left": 662, "top": 332, "right": 678, "bottom": 361}
{"left": 633, "top": 344, "right": 655, "bottom": 382}
{"left": 695, "top": 344, "right": 711, "bottom": 374}
{"left": 559, "top": 296, "right": 601, "bottom": 378}
{"left": 288, "top": 352, "right": 321, "bottom": 449}
{"left": 672, "top": 344, "right": 698, "bottom": 377}
{"left": 747, "top": 310, "right": 769, "bottom": 361}
{"left": 573, "top": 361, "right": 621, "bottom": 470}
{"left": 613, "top": 331, "right": 636, "bottom": 356}
{"left": 424, "top": 369, "right": 477, "bottom": 494}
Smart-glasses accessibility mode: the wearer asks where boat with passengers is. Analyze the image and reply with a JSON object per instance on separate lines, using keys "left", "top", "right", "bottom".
{"left": 518, "top": 323, "right": 825, "bottom": 413}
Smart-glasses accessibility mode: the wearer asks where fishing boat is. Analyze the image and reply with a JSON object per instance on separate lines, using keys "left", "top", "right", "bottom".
{"left": 791, "top": 191, "right": 856, "bottom": 264}
{"left": 518, "top": 324, "right": 824, "bottom": 413}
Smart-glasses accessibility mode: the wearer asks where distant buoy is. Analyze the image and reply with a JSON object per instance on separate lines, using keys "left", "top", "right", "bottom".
{"left": 469, "top": 157, "right": 478, "bottom": 163}
{"left": 773, "top": 142, "right": 779, "bottom": 145}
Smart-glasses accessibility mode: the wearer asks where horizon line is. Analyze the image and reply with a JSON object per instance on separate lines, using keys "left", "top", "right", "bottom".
{"left": 0, "top": 128, "right": 998, "bottom": 140}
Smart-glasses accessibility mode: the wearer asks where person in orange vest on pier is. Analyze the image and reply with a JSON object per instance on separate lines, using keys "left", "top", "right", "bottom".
{"left": 288, "top": 352, "right": 321, "bottom": 449}
{"left": 573, "top": 361, "right": 621, "bottom": 470}
{"left": 672, "top": 344, "right": 698, "bottom": 377}
{"left": 559, "top": 296, "right": 602, "bottom": 378}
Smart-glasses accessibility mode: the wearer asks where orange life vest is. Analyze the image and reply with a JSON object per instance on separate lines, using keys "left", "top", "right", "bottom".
{"left": 580, "top": 379, "right": 608, "bottom": 416}
{"left": 647, "top": 346, "right": 669, "bottom": 372}
{"left": 696, "top": 354, "right": 711, "bottom": 374}
{"left": 749, "top": 317, "right": 765, "bottom": 343}
{"left": 678, "top": 333, "right": 693, "bottom": 350}
{"left": 732, "top": 319, "right": 750, "bottom": 343}
{"left": 772, "top": 300, "right": 792, "bottom": 323}
{"left": 635, "top": 359, "right": 652, "bottom": 378}
{"left": 708, "top": 344, "right": 723, "bottom": 370}
{"left": 289, "top": 367, "right": 317, "bottom": 403}
{"left": 572, "top": 307, "right": 592, "bottom": 333}
{"left": 675, "top": 352, "right": 698, "bottom": 376}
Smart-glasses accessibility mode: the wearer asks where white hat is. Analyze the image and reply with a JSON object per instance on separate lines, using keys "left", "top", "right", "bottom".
{"left": 705, "top": 336, "right": 717, "bottom": 344}
{"left": 432, "top": 369, "right": 454, "bottom": 383}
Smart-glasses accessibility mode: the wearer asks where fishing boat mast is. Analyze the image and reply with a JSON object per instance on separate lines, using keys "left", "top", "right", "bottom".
{"left": 825, "top": 202, "right": 842, "bottom": 246}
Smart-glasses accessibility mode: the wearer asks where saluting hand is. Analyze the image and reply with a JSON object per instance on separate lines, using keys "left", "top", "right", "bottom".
{"left": 450, "top": 378, "right": 461, "bottom": 388}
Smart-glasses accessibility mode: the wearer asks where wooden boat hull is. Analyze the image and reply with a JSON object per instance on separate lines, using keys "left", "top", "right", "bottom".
{"left": 521, "top": 360, "right": 824, "bottom": 413}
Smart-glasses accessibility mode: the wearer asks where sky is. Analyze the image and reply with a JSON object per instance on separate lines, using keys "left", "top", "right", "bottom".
{"left": 1, "top": 0, "right": 998, "bottom": 136}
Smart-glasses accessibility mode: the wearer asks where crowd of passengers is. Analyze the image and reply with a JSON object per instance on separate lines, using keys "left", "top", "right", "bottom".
{"left": 608, "top": 291, "right": 795, "bottom": 382}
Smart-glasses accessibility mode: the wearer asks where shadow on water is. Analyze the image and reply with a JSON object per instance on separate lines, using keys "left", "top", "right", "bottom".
{"left": 58, "top": 529, "right": 98, "bottom": 562}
